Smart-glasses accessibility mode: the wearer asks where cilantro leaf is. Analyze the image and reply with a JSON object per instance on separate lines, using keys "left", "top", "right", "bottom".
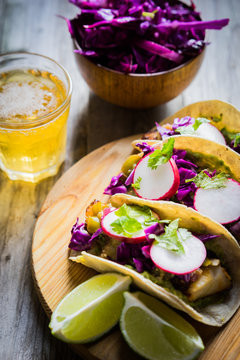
{"left": 111, "top": 204, "right": 156, "bottom": 237}
{"left": 111, "top": 216, "right": 142, "bottom": 237}
{"left": 115, "top": 204, "right": 153, "bottom": 221}
{"left": 115, "top": 203, "right": 128, "bottom": 217}
{"left": 178, "top": 126, "right": 195, "bottom": 136}
{"left": 185, "top": 171, "right": 229, "bottom": 189}
{"left": 178, "top": 117, "right": 210, "bottom": 135}
{"left": 233, "top": 133, "right": 240, "bottom": 147}
{"left": 148, "top": 138, "right": 175, "bottom": 170}
{"left": 111, "top": 218, "right": 124, "bottom": 235}
{"left": 127, "top": 205, "right": 153, "bottom": 221}
{"left": 132, "top": 177, "right": 142, "bottom": 189}
{"left": 121, "top": 216, "right": 142, "bottom": 234}
{"left": 149, "top": 219, "right": 187, "bottom": 254}
{"left": 192, "top": 117, "right": 210, "bottom": 131}
{"left": 178, "top": 228, "right": 192, "bottom": 243}
{"left": 221, "top": 128, "right": 240, "bottom": 146}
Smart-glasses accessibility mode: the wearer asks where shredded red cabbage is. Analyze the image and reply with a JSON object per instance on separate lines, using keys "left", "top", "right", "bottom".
{"left": 142, "top": 244, "right": 151, "bottom": 258}
{"left": 116, "top": 222, "right": 163, "bottom": 272}
{"left": 194, "top": 233, "right": 220, "bottom": 243}
{"left": 69, "top": 212, "right": 222, "bottom": 277}
{"left": 144, "top": 222, "right": 164, "bottom": 240}
{"left": 172, "top": 148, "right": 198, "bottom": 207}
{"left": 135, "top": 142, "right": 155, "bottom": 155}
{"left": 171, "top": 116, "right": 194, "bottom": 130}
{"left": 116, "top": 241, "right": 154, "bottom": 272}
{"left": 156, "top": 116, "right": 194, "bottom": 139}
{"left": 125, "top": 169, "right": 134, "bottom": 186}
{"left": 69, "top": 219, "right": 102, "bottom": 251}
{"left": 103, "top": 172, "right": 127, "bottom": 195}
{"left": 69, "top": 219, "right": 91, "bottom": 251}
{"left": 67, "top": 0, "right": 229, "bottom": 73}
{"left": 155, "top": 122, "right": 174, "bottom": 139}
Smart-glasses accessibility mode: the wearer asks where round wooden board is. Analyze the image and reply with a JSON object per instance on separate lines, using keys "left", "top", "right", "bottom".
{"left": 32, "top": 135, "right": 240, "bottom": 360}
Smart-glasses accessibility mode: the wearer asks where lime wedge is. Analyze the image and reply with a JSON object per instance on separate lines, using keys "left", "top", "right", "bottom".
{"left": 49, "top": 273, "right": 131, "bottom": 343}
{"left": 120, "top": 292, "right": 204, "bottom": 360}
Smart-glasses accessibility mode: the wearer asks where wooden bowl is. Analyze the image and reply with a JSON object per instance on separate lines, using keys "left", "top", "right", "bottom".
{"left": 74, "top": 43, "right": 205, "bottom": 109}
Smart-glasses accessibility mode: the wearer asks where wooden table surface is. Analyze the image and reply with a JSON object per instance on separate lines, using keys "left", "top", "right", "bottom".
{"left": 0, "top": 0, "right": 239, "bottom": 359}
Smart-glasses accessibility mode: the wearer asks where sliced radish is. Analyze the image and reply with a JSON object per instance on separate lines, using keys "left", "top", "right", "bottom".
{"left": 194, "top": 179, "right": 240, "bottom": 224}
{"left": 101, "top": 208, "right": 153, "bottom": 244}
{"left": 133, "top": 154, "right": 180, "bottom": 200}
{"left": 150, "top": 234, "right": 206, "bottom": 275}
{"left": 186, "top": 123, "right": 226, "bottom": 145}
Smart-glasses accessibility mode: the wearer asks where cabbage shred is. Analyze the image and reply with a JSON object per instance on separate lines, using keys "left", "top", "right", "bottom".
{"left": 67, "top": 0, "right": 229, "bottom": 73}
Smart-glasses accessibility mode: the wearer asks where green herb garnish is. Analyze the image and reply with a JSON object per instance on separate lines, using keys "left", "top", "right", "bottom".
{"left": 178, "top": 126, "right": 196, "bottom": 136}
{"left": 132, "top": 176, "right": 142, "bottom": 189}
{"left": 115, "top": 203, "right": 153, "bottom": 221}
{"left": 185, "top": 170, "right": 229, "bottom": 189}
{"left": 149, "top": 219, "right": 191, "bottom": 254}
{"left": 221, "top": 128, "right": 240, "bottom": 147}
{"left": 142, "top": 9, "right": 158, "bottom": 19}
{"left": 192, "top": 117, "right": 210, "bottom": 130}
{"left": 111, "top": 216, "right": 142, "bottom": 237}
{"left": 148, "top": 138, "right": 175, "bottom": 170}
{"left": 233, "top": 133, "right": 240, "bottom": 147}
{"left": 178, "top": 117, "right": 210, "bottom": 135}
{"left": 111, "top": 204, "right": 155, "bottom": 237}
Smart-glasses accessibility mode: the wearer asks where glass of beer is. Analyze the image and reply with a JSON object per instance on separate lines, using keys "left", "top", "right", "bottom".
{"left": 0, "top": 52, "right": 72, "bottom": 182}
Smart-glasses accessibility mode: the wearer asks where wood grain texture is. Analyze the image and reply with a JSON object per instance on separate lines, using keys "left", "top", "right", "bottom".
{"left": 74, "top": 43, "right": 205, "bottom": 108}
{"left": 32, "top": 135, "right": 240, "bottom": 360}
{"left": 0, "top": 0, "right": 240, "bottom": 359}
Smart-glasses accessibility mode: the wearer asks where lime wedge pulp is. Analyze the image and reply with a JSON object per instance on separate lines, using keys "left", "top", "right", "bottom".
{"left": 120, "top": 291, "right": 204, "bottom": 360}
{"left": 49, "top": 272, "right": 131, "bottom": 343}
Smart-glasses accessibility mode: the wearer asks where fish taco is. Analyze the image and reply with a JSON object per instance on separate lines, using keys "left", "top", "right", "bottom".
{"left": 104, "top": 136, "right": 240, "bottom": 241}
{"left": 143, "top": 100, "right": 240, "bottom": 154}
{"left": 69, "top": 194, "right": 240, "bottom": 327}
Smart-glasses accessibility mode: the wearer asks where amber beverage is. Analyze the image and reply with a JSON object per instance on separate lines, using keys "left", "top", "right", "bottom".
{"left": 0, "top": 53, "right": 72, "bottom": 182}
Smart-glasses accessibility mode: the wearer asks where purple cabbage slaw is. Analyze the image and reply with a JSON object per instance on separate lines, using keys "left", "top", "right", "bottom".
{"left": 155, "top": 116, "right": 240, "bottom": 154}
{"left": 103, "top": 142, "right": 154, "bottom": 196}
{"left": 102, "top": 145, "right": 228, "bottom": 210}
{"left": 69, "top": 213, "right": 218, "bottom": 282}
{"left": 155, "top": 116, "right": 194, "bottom": 139}
{"left": 103, "top": 143, "right": 200, "bottom": 204}
{"left": 103, "top": 145, "right": 240, "bottom": 236}
{"left": 69, "top": 218, "right": 103, "bottom": 251}
{"left": 67, "top": 0, "right": 229, "bottom": 74}
{"left": 103, "top": 172, "right": 127, "bottom": 195}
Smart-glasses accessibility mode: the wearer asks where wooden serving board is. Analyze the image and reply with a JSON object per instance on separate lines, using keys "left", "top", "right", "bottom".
{"left": 32, "top": 135, "right": 240, "bottom": 360}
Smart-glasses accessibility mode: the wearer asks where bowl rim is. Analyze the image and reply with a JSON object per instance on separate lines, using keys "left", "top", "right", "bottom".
{"left": 0, "top": 51, "right": 72, "bottom": 127}
{"left": 74, "top": 39, "right": 206, "bottom": 78}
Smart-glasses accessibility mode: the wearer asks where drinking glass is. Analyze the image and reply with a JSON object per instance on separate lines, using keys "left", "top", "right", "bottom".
{"left": 0, "top": 52, "right": 72, "bottom": 182}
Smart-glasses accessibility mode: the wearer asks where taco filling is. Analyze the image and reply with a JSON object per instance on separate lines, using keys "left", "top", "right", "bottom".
{"left": 143, "top": 116, "right": 240, "bottom": 154}
{"left": 103, "top": 138, "right": 240, "bottom": 241}
{"left": 69, "top": 201, "right": 231, "bottom": 309}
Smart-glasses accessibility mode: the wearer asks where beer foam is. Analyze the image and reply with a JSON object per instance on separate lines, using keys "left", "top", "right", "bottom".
{"left": 0, "top": 80, "right": 58, "bottom": 121}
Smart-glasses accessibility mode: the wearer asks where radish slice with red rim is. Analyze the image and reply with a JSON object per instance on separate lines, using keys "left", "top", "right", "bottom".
{"left": 150, "top": 234, "right": 206, "bottom": 275}
{"left": 194, "top": 178, "right": 240, "bottom": 224}
{"left": 132, "top": 154, "right": 180, "bottom": 200}
{"left": 101, "top": 207, "right": 157, "bottom": 244}
{"left": 184, "top": 123, "right": 226, "bottom": 145}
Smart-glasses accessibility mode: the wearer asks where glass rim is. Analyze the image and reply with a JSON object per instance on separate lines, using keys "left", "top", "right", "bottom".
{"left": 0, "top": 51, "right": 72, "bottom": 127}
